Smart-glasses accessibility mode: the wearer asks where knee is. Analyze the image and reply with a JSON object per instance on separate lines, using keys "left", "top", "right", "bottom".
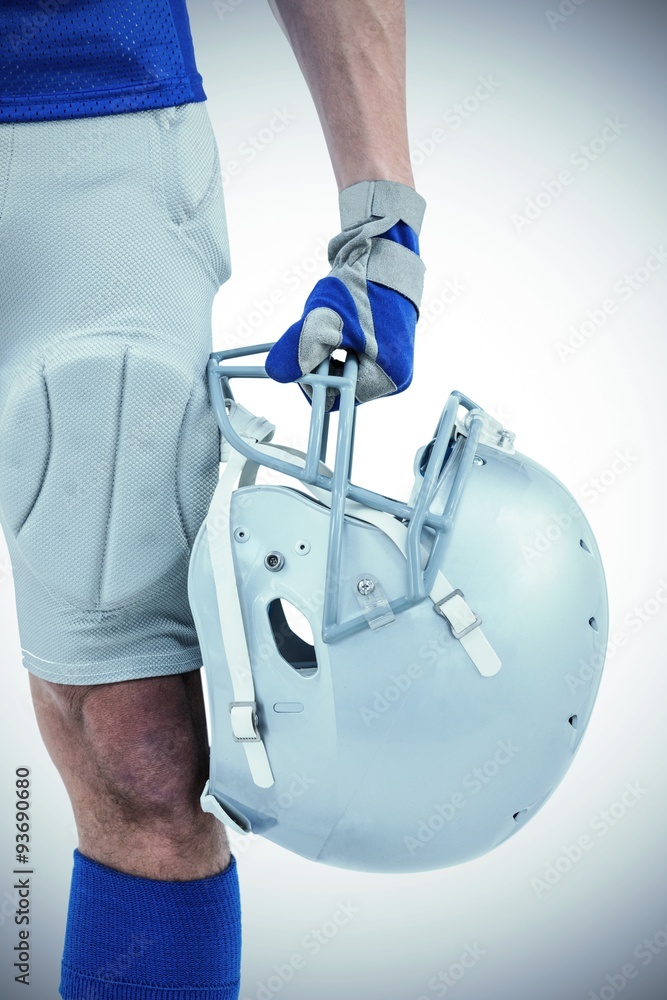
{"left": 89, "top": 680, "right": 209, "bottom": 824}
{"left": 32, "top": 672, "right": 210, "bottom": 831}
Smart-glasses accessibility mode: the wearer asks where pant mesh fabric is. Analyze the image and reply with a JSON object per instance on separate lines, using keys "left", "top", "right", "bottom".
{"left": 0, "top": 101, "right": 231, "bottom": 683}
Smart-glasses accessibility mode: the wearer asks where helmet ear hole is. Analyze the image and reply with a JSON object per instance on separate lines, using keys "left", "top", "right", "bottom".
{"left": 268, "top": 599, "right": 318, "bottom": 676}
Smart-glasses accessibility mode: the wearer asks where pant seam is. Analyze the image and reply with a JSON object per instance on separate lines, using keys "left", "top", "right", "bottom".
{"left": 16, "top": 363, "right": 52, "bottom": 536}
{"left": 98, "top": 347, "right": 129, "bottom": 606}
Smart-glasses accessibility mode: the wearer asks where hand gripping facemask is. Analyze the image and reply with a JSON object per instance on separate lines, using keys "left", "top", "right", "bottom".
{"left": 188, "top": 345, "right": 608, "bottom": 874}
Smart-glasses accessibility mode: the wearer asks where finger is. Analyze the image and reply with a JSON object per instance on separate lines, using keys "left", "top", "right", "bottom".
{"left": 297, "top": 306, "right": 344, "bottom": 375}
{"left": 264, "top": 319, "right": 304, "bottom": 383}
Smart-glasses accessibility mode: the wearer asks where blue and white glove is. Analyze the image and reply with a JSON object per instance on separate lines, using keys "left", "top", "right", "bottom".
{"left": 265, "top": 179, "right": 426, "bottom": 408}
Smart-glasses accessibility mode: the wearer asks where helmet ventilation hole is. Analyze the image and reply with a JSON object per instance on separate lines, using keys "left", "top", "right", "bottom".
{"left": 511, "top": 787, "right": 554, "bottom": 828}
{"left": 580, "top": 538, "right": 592, "bottom": 553}
{"left": 589, "top": 617, "right": 599, "bottom": 631}
{"left": 569, "top": 714, "right": 578, "bottom": 730}
{"left": 268, "top": 599, "right": 318, "bottom": 677}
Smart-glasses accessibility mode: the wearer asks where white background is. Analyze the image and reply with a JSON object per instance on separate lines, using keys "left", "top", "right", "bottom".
{"left": 1, "top": 1, "right": 666, "bottom": 998}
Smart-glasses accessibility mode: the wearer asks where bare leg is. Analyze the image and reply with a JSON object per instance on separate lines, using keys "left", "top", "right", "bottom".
{"left": 29, "top": 670, "right": 229, "bottom": 880}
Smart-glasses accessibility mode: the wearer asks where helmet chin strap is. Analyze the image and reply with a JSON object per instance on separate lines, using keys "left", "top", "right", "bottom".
{"left": 205, "top": 401, "right": 502, "bottom": 791}
{"left": 205, "top": 403, "right": 277, "bottom": 790}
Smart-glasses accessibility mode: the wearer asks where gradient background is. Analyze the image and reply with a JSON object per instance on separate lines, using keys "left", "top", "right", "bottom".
{"left": 1, "top": 0, "right": 666, "bottom": 997}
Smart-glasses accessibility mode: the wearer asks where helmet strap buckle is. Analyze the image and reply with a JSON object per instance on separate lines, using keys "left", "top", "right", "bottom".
{"left": 434, "top": 589, "right": 483, "bottom": 640}
{"left": 230, "top": 701, "right": 262, "bottom": 743}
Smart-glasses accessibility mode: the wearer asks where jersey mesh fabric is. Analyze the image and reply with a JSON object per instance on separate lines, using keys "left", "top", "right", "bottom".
{"left": 0, "top": 0, "right": 205, "bottom": 122}
{"left": 0, "top": 101, "right": 231, "bottom": 685}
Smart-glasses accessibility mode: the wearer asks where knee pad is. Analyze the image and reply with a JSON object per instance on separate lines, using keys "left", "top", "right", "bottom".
{"left": 0, "top": 334, "right": 219, "bottom": 680}
{"left": 0, "top": 333, "right": 218, "bottom": 609}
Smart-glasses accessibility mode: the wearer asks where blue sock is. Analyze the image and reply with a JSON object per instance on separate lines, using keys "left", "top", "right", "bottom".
{"left": 60, "top": 849, "right": 241, "bottom": 1000}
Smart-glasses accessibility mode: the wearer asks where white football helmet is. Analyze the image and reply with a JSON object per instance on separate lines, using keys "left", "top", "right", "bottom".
{"left": 188, "top": 345, "right": 608, "bottom": 873}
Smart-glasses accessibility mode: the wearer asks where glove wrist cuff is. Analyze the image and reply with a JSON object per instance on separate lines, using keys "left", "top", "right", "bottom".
{"left": 338, "top": 179, "right": 426, "bottom": 235}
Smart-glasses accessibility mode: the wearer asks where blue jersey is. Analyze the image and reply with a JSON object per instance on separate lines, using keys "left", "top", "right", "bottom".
{"left": 0, "top": 0, "right": 205, "bottom": 122}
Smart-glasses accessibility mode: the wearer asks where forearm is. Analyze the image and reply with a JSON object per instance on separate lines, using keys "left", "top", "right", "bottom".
{"left": 267, "top": 0, "right": 414, "bottom": 191}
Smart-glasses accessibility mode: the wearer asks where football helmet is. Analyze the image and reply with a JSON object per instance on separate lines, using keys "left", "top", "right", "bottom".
{"left": 188, "top": 344, "right": 608, "bottom": 873}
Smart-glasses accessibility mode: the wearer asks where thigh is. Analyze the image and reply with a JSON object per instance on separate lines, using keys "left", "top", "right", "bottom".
{"left": 0, "top": 103, "right": 231, "bottom": 686}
